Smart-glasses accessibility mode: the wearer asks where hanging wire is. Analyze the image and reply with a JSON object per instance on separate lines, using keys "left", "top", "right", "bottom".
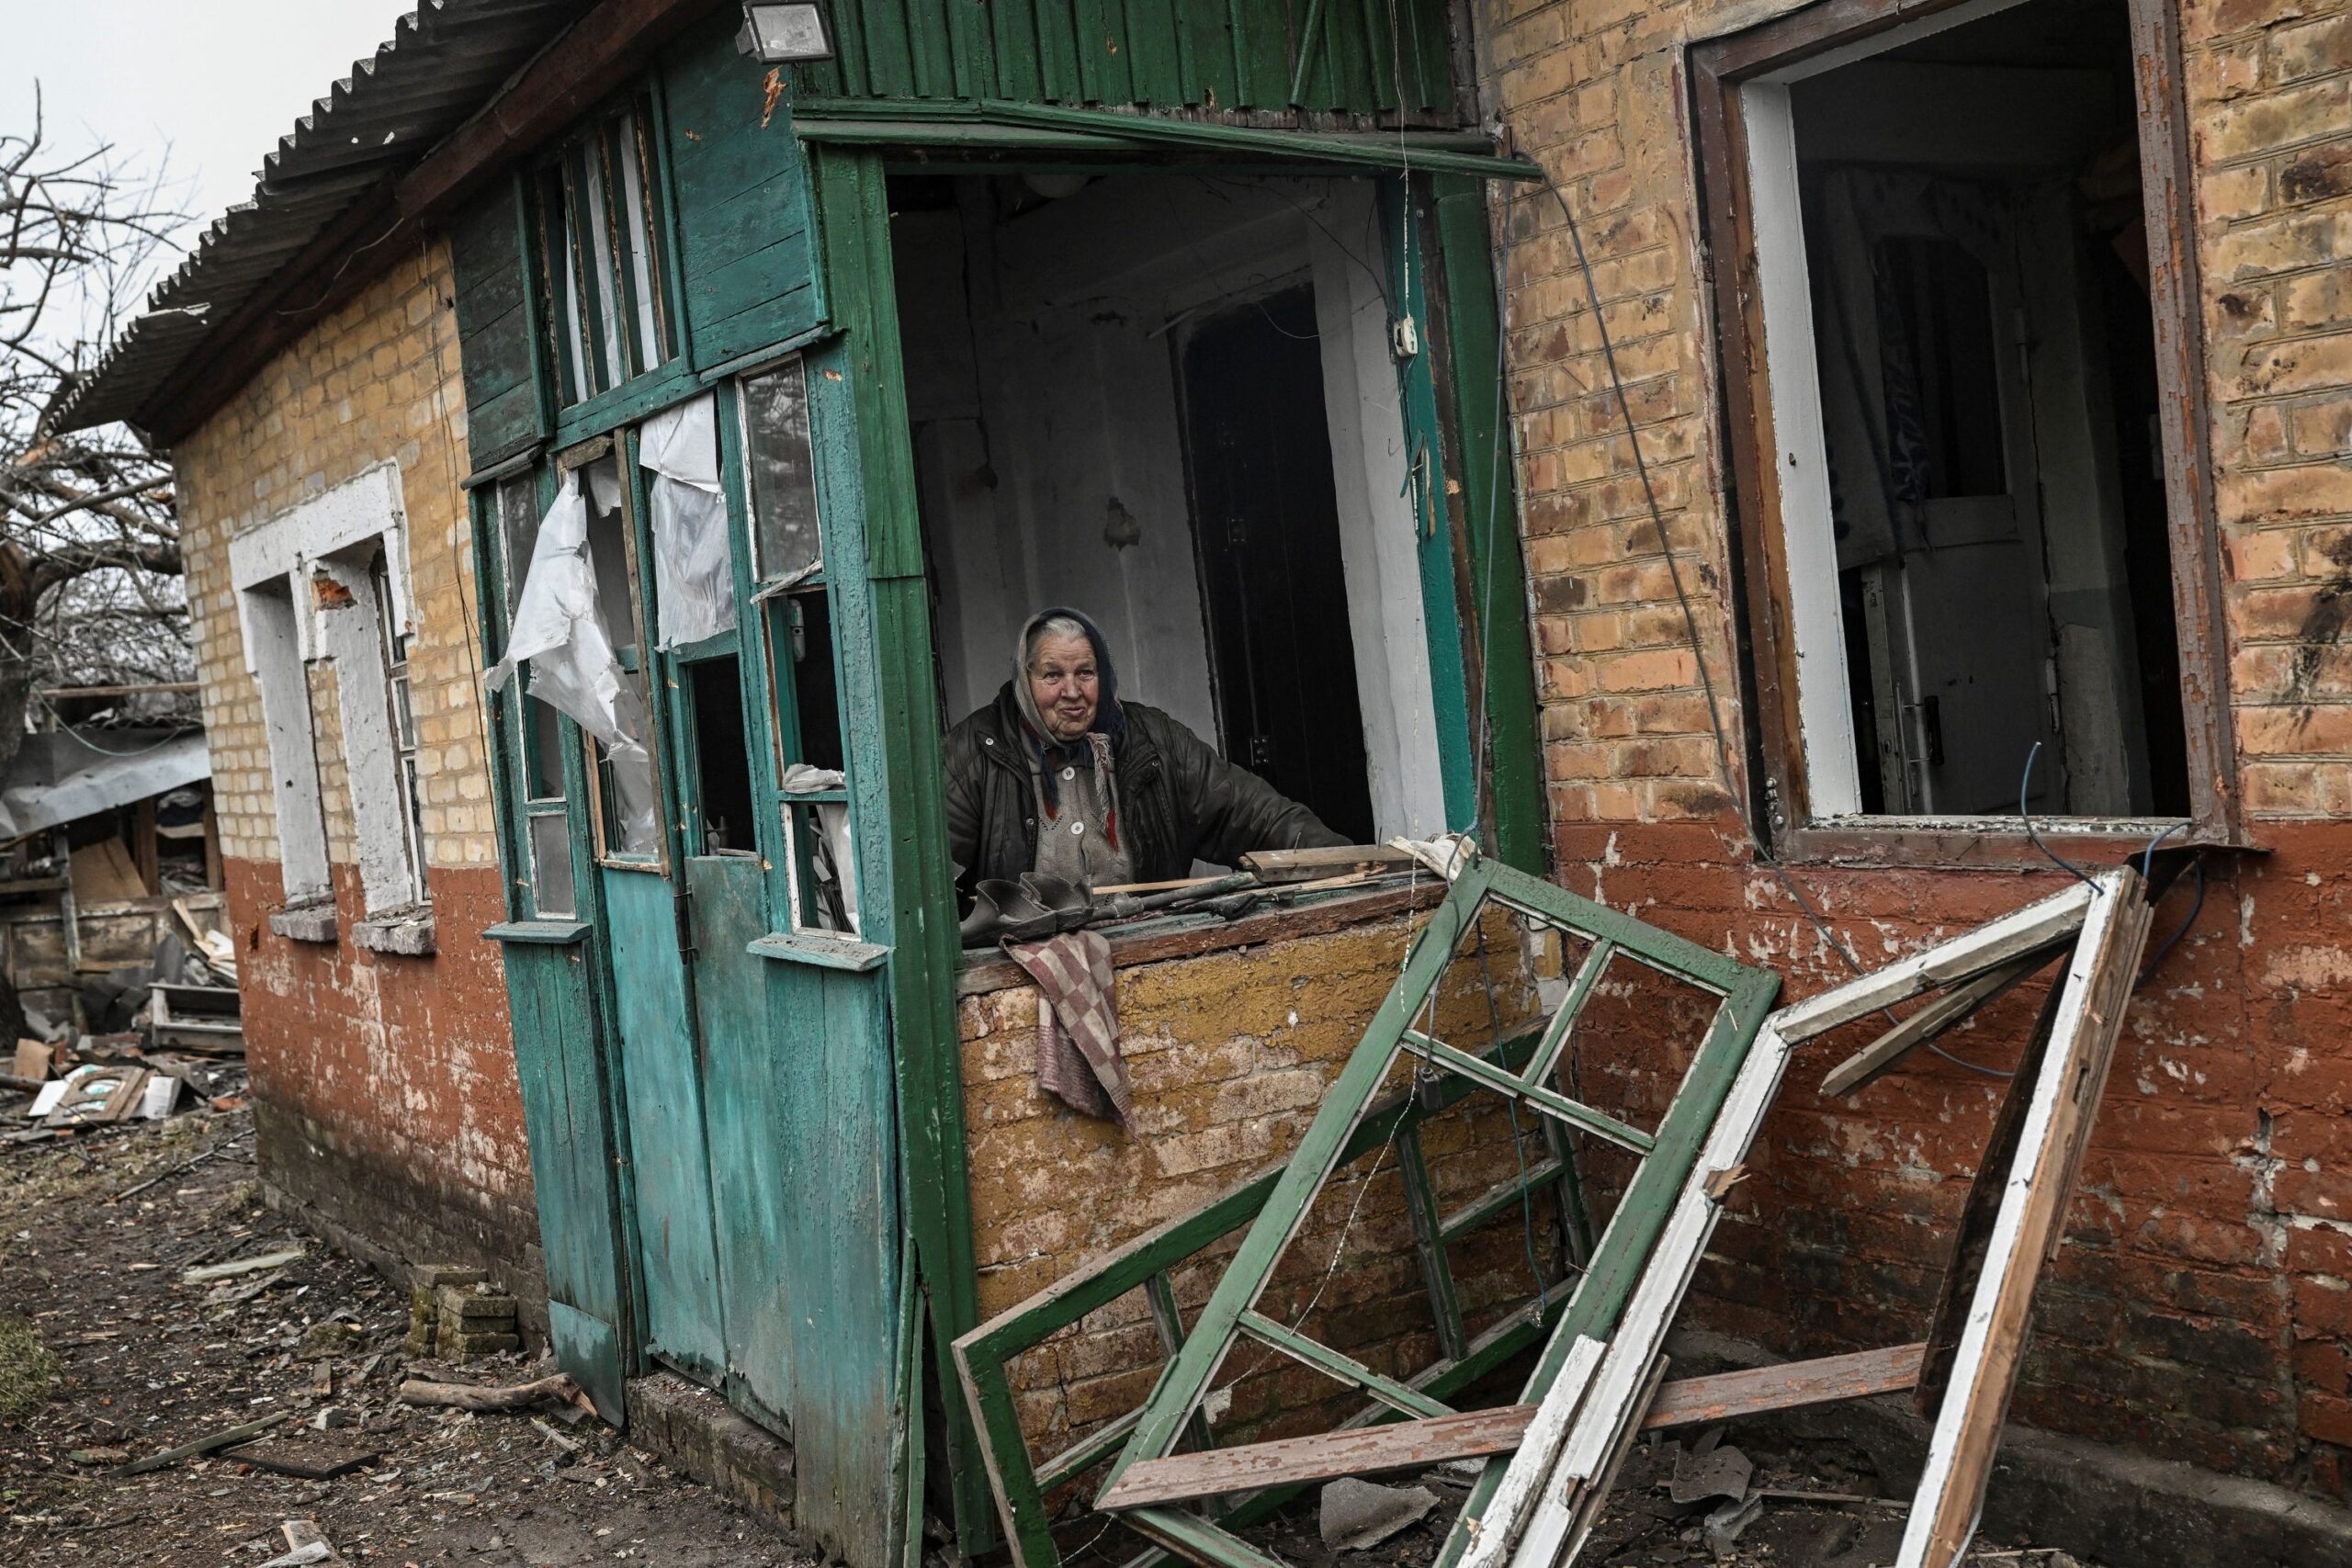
{"left": 2018, "top": 741, "right": 2097, "bottom": 887}
{"left": 1525, "top": 165, "right": 1878, "bottom": 989}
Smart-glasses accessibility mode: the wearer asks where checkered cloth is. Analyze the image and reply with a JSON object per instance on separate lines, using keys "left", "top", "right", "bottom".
{"left": 1005, "top": 931, "right": 1128, "bottom": 1124}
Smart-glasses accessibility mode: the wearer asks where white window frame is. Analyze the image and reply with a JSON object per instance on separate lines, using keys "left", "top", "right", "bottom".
{"left": 228, "top": 463, "right": 429, "bottom": 917}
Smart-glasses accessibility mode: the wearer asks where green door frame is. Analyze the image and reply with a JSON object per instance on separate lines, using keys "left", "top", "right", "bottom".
{"left": 799, "top": 120, "right": 1546, "bottom": 1555}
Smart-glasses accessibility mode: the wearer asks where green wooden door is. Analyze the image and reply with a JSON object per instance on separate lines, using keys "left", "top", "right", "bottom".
{"left": 562, "top": 446, "right": 731, "bottom": 1382}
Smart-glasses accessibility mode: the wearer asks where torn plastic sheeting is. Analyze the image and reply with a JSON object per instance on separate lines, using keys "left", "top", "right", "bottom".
{"left": 782, "top": 762, "right": 859, "bottom": 933}
{"left": 641, "top": 391, "right": 735, "bottom": 650}
{"left": 484, "top": 474, "right": 659, "bottom": 851}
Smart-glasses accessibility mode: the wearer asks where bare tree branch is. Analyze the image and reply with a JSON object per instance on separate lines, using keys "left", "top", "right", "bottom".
{"left": 0, "top": 88, "right": 194, "bottom": 770}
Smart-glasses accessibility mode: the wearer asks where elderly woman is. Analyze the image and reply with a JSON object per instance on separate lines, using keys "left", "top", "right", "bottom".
{"left": 944, "top": 607, "right": 1348, "bottom": 892}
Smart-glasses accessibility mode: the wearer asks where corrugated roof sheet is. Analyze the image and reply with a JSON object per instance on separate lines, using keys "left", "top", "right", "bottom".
{"left": 56, "top": 0, "right": 586, "bottom": 435}
{"left": 0, "top": 730, "right": 211, "bottom": 840}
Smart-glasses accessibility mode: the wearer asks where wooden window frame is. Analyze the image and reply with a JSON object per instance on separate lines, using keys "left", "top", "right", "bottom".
{"left": 530, "top": 87, "right": 684, "bottom": 412}
{"left": 1691, "top": 0, "right": 2242, "bottom": 869}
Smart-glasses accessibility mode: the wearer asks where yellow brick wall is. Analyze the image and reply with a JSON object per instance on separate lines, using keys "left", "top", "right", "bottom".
{"left": 960, "top": 904, "right": 1577, "bottom": 1461}
{"left": 1480, "top": 0, "right": 2352, "bottom": 826}
{"left": 175, "top": 242, "right": 495, "bottom": 877}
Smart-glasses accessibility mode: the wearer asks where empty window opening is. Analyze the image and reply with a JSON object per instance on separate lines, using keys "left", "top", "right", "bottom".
{"left": 1747, "top": 0, "right": 2193, "bottom": 821}
{"left": 685, "top": 655, "right": 759, "bottom": 855}
{"left": 892, "top": 172, "right": 1449, "bottom": 863}
{"left": 777, "top": 590, "right": 844, "bottom": 777}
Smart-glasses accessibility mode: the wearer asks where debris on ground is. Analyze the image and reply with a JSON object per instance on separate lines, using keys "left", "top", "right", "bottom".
{"left": 0, "top": 1101, "right": 812, "bottom": 1564}
{"left": 1319, "top": 1477, "right": 1440, "bottom": 1551}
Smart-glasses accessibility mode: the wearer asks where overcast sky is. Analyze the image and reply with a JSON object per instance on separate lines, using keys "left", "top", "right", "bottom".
{"left": 3, "top": 0, "right": 403, "bottom": 290}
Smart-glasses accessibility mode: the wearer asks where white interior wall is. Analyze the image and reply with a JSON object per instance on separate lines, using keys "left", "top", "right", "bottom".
{"left": 898, "top": 174, "right": 1446, "bottom": 840}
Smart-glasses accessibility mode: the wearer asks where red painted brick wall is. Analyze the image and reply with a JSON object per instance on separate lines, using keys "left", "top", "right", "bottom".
{"left": 229, "top": 857, "right": 540, "bottom": 1309}
{"left": 1477, "top": 0, "right": 2352, "bottom": 1504}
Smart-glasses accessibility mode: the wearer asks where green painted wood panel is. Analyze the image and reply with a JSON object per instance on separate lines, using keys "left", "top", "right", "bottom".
{"left": 760, "top": 955, "right": 903, "bottom": 1562}
{"left": 1432, "top": 175, "right": 1546, "bottom": 874}
{"left": 449, "top": 179, "right": 546, "bottom": 468}
{"left": 499, "top": 936, "right": 631, "bottom": 1421}
{"left": 797, "top": 0, "right": 1459, "bottom": 116}
{"left": 684, "top": 852, "right": 797, "bottom": 1428}
{"left": 662, "top": 11, "right": 823, "bottom": 372}
{"left": 1385, "top": 176, "right": 1476, "bottom": 830}
{"left": 808, "top": 146, "right": 989, "bottom": 1551}
{"left": 601, "top": 865, "right": 729, "bottom": 1376}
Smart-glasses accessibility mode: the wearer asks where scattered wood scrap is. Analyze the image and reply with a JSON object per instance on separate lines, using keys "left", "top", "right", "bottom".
{"left": 115, "top": 1411, "right": 291, "bottom": 1475}
{"left": 396, "top": 1371, "right": 582, "bottom": 1413}
{"left": 229, "top": 1437, "right": 382, "bottom": 1481}
{"left": 182, "top": 1245, "right": 304, "bottom": 1284}
{"left": 1240, "top": 844, "right": 1415, "bottom": 884}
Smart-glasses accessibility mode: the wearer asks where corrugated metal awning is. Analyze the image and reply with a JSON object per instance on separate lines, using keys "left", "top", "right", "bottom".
{"left": 54, "top": 0, "right": 586, "bottom": 435}
{"left": 0, "top": 731, "right": 212, "bottom": 840}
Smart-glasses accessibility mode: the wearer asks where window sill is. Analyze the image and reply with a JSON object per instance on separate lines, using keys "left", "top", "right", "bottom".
{"left": 268, "top": 902, "right": 339, "bottom": 944}
{"left": 1773, "top": 815, "right": 2245, "bottom": 871}
{"left": 484, "top": 919, "right": 592, "bottom": 945}
{"left": 955, "top": 878, "right": 1447, "bottom": 998}
{"left": 353, "top": 908, "right": 437, "bottom": 956}
{"left": 749, "top": 931, "right": 889, "bottom": 972}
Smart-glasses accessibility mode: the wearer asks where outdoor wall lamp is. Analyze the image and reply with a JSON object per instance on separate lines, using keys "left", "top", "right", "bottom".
{"left": 738, "top": 3, "right": 836, "bottom": 62}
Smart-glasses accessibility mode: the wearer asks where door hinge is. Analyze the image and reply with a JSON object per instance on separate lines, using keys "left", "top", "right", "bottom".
{"left": 674, "top": 887, "right": 697, "bottom": 962}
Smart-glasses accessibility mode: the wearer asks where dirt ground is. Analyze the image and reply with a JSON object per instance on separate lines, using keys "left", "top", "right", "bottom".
{"left": 1230, "top": 1438, "right": 2104, "bottom": 1568}
{"left": 0, "top": 1104, "right": 813, "bottom": 1567}
{"left": 0, "top": 1099, "right": 2101, "bottom": 1568}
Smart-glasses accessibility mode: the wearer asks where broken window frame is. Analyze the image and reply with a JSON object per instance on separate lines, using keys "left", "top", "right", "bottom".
{"left": 368, "top": 549, "right": 432, "bottom": 909}
{"left": 560, "top": 437, "right": 671, "bottom": 874}
{"left": 531, "top": 92, "right": 678, "bottom": 411}
{"left": 485, "top": 469, "right": 583, "bottom": 920}
{"left": 735, "top": 353, "right": 859, "bottom": 939}
{"left": 1691, "top": 0, "right": 2242, "bottom": 867}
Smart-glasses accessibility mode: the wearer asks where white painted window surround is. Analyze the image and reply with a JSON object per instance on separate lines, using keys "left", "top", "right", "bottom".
{"left": 227, "top": 463, "right": 427, "bottom": 919}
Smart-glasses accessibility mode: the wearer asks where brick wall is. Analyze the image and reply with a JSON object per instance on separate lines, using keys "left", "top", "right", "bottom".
{"left": 1479, "top": 0, "right": 2352, "bottom": 1504}
{"left": 960, "top": 904, "right": 1577, "bottom": 1467}
{"left": 172, "top": 243, "right": 538, "bottom": 1300}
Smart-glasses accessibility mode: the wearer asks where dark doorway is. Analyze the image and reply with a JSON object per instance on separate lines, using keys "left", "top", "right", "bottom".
{"left": 1177, "top": 285, "right": 1375, "bottom": 845}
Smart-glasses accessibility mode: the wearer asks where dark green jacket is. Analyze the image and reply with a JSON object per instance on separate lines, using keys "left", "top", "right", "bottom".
{"left": 943, "top": 684, "right": 1347, "bottom": 890}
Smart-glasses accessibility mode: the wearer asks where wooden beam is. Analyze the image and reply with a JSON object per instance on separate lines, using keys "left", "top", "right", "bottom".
{"left": 1898, "top": 869, "right": 2152, "bottom": 1568}
{"left": 1097, "top": 1344, "right": 1927, "bottom": 1511}
{"left": 1817, "top": 944, "right": 2067, "bottom": 1100}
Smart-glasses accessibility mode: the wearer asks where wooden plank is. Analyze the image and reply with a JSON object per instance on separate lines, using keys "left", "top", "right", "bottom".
{"left": 1817, "top": 945, "right": 2066, "bottom": 1100}
{"left": 956, "top": 882, "right": 1443, "bottom": 997}
{"left": 1899, "top": 870, "right": 2151, "bottom": 1568}
{"left": 1768, "top": 882, "right": 2094, "bottom": 1044}
{"left": 1103, "top": 1337, "right": 1927, "bottom": 1516}
{"left": 1644, "top": 1343, "right": 1925, "bottom": 1430}
{"left": 1240, "top": 844, "right": 1416, "bottom": 882}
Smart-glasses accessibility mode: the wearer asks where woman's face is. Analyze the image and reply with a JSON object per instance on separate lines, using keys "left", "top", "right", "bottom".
{"left": 1027, "top": 632, "right": 1101, "bottom": 741}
